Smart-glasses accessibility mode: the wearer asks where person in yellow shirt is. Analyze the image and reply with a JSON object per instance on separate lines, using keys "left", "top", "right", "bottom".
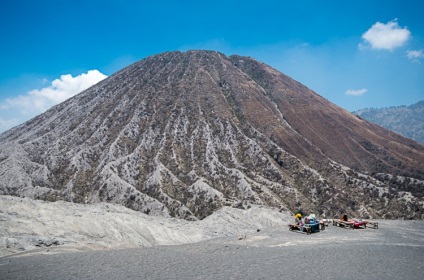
{"left": 295, "top": 213, "right": 302, "bottom": 225}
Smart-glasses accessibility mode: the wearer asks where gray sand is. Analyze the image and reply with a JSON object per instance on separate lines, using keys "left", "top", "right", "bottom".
{"left": 1, "top": 220, "right": 423, "bottom": 280}
{"left": 0, "top": 195, "right": 292, "bottom": 257}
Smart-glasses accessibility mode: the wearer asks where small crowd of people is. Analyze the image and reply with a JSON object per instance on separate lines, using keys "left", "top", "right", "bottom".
{"left": 294, "top": 213, "right": 348, "bottom": 225}
{"left": 294, "top": 213, "right": 319, "bottom": 226}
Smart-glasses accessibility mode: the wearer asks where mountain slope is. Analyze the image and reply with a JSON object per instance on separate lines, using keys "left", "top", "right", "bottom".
{"left": 353, "top": 101, "right": 424, "bottom": 144}
{"left": 1, "top": 50, "right": 423, "bottom": 219}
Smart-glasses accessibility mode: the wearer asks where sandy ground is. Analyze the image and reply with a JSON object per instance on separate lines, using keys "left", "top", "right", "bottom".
{"left": 1, "top": 196, "right": 423, "bottom": 279}
{"left": 0, "top": 195, "right": 291, "bottom": 257}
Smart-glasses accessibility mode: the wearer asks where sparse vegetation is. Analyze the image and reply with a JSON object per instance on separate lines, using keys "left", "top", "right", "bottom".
{"left": 0, "top": 51, "right": 423, "bottom": 220}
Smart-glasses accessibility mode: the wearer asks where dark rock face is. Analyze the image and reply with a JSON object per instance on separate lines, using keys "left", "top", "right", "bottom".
{"left": 1, "top": 50, "right": 423, "bottom": 219}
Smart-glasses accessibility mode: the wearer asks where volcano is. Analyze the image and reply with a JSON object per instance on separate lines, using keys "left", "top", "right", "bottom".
{"left": 1, "top": 50, "right": 423, "bottom": 219}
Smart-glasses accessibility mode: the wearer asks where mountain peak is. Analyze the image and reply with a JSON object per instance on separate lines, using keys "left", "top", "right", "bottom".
{"left": 1, "top": 50, "right": 423, "bottom": 219}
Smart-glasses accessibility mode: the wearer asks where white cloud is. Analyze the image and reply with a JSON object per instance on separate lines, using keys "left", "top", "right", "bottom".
{"left": 0, "top": 118, "right": 20, "bottom": 131}
{"left": 0, "top": 70, "right": 107, "bottom": 133}
{"left": 406, "top": 49, "right": 424, "bottom": 62}
{"left": 361, "top": 19, "right": 411, "bottom": 51}
{"left": 345, "top": 88, "right": 367, "bottom": 96}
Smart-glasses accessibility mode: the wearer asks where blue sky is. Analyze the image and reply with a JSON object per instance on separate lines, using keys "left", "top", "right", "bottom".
{"left": 0, "top": 0, "right": 423, "bottom": 133}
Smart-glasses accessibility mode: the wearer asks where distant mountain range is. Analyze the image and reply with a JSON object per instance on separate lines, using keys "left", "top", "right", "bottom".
{"left": 353, "top": 101, "right": 424, "bottom": 144}
{"left": 1, "top": 50, "right": 423, "bottom": 219}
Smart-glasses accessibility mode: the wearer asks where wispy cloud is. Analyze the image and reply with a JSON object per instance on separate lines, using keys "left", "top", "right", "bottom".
{"left": 0, "top": 70, "right": 107, "bottom": 133}
{"left": 406, "top": 49, "right": 424, "bottom": 62}
{"left": 360, "top": 19, "right": 411, "bottom": 51}
{"left": 345, "top": 88, "right": 367, "bottom": 96}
